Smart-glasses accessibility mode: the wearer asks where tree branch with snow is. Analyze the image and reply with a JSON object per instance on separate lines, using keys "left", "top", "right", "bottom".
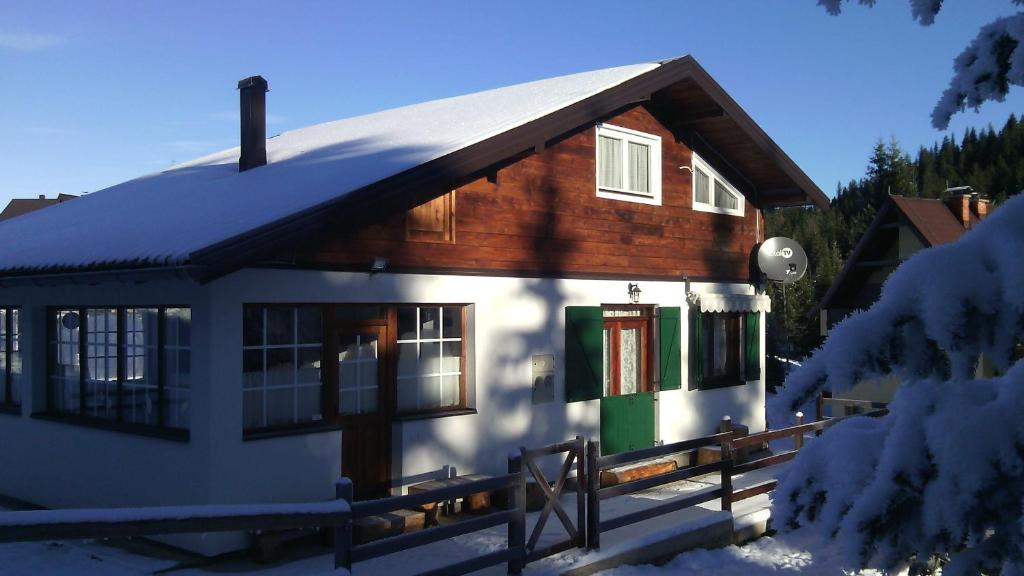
{"left": 819, "top": 1, "right": 1024, "bottom": 130}
{"left": 772, "top": 193, "right": 1024, "bottom": 575}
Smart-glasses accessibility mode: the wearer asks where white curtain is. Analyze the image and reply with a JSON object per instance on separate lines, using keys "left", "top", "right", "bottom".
{"left": 598, "top": 135, "right": 622, "bottom": 189}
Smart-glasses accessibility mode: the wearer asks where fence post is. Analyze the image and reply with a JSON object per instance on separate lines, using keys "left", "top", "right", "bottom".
{"left": 816, "top": 391, "right": 831, "bottom": 436}
{"left": 720, "top": 416, "right": 733, "bottom": 513}
{"left": 794, "top": 411, "right": 805, "bottom": 451}
{"left": 586, "top": 440, "right": 600, "bottom": 550}
{"left": 574, "top": 435, "right": 586, "bottom": 549}
{"left": 334, "top": 477, "right": 354, "bottom": 571}
{"left": 508, "top": 452, "right": 526, "bottom": 575}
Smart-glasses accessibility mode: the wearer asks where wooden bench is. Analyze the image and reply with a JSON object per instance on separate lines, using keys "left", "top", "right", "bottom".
{"left": 407, "top": 474, "right": 492, "bottom": 526}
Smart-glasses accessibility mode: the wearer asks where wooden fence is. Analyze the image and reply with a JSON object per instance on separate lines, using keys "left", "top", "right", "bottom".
{"left": 0, "top": 405, "right": 887, "bottom": 575}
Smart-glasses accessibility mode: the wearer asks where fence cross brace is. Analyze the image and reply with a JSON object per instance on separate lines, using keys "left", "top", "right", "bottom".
{"left": 520, "top": 445, "right": 579, "bottom": 553}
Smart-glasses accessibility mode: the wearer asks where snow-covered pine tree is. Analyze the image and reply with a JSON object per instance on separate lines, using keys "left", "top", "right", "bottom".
{"left": 772, "top": 193, "right": 1024, "bottom": 575}
{"left": 818, "top": 0, "right": 1024, "bottom": 130}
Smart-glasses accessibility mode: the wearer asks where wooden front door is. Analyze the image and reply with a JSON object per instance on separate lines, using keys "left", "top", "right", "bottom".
{"left": 600, "top": 313, "right": 655, "bottom": 455}
{"left": 335, "top": 324, "right": 391, "bottom": 500}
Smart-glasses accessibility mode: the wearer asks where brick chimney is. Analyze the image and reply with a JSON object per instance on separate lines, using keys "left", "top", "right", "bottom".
{"left": 970, "top": 194, "right": 989, "bottom": 220}
{"left": 237, "top": 75, "right": 268, "bottom": 172}
{"left": 944, "top": 187, "right": 972, "bottom": 227}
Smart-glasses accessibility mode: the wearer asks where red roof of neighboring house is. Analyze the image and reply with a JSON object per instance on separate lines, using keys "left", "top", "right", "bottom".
{"left": 0, "top": 194, "right": 77, "bottom": 222}
{"left": 889, "top": 195, "right": 979, "bottom": 247}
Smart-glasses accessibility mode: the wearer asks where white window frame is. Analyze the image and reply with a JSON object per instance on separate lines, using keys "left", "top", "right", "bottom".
{"left": 595, "top": 123, "right": 662, "bottom": 206}
{"left": 692, "top": 153, "right": 745, "bottom": 217}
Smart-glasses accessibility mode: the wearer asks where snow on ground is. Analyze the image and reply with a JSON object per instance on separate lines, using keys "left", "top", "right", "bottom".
{"left": 597, "top": 528, "right": 907, "bottom": 576}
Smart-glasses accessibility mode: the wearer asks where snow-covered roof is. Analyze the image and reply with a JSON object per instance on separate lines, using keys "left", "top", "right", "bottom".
{"left": 0, "top": 62, "right": 659, "bottom": 275}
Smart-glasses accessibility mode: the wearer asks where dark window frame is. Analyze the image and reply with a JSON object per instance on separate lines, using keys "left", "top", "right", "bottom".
{"left": 0, "top": 307, "right": 20, "bottom": 412}
{"left": 44, "top": 305, "right": 191, "bottom": 439}
{"left": 698, "top": 311, "right": 746, "bottom": 390}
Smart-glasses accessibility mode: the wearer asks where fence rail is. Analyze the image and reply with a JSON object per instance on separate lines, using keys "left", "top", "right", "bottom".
{"left": 0, "top": 396, "right": 889, "bottom": 575}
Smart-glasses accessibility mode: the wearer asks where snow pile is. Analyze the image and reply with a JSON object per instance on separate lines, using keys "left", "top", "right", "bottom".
{"left": 772, "top": 193, "right": 1024, "bottom": 574}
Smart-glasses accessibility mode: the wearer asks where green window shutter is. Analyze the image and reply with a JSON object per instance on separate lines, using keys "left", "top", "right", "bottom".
{"left": 565, "top": 306, "right": 603, "bottom": 402}
{"left": 745, "top": 311, "right": 761, "bottom": 381}
{"left": 659, "top": 307, "right": 681, "bottom": 391}
{"left": 689, "top": 307, "right": 704, "bottom": 390}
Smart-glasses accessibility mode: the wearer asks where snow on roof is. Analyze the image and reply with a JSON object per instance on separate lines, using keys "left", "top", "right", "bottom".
{"left": 0, "top": 61, "right": 660, "bottom": 274}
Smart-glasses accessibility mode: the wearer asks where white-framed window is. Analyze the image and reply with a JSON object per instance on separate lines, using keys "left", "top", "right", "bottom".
{"left": 396, "top": 305, "right": 465, "bottom": 413}
{"left": 596, "top": 123, "right": 662, "bottom": 206}
{"left": 692, "top": 153, "right": 744, "bottom": 217}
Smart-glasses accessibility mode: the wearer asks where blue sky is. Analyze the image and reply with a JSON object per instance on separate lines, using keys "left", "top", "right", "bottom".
{"left": 0, "top": 0, "right": 1020, "bottom": 207}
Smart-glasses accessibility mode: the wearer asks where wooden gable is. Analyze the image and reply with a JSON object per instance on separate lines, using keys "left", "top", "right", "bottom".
{"left": 294, "top": 104, "right": 762, "bottom": 282}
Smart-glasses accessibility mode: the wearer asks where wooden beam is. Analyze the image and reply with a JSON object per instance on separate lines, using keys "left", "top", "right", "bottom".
{"left": 673, "top": 106, "right": 725, "bottom": 125}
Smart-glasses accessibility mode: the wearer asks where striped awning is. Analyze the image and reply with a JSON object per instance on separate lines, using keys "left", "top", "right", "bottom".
{"left": 697, "top": 293, "right": 771, "bottom": 313}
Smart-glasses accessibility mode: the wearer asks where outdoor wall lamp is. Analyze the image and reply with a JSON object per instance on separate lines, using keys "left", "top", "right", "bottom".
{"left": 628, "top": 282, "right": 642, "bottom": 304}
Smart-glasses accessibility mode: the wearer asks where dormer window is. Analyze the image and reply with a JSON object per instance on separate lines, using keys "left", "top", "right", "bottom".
{"left": 692, "top": 153, "right": 744, "bottom": 217}
{"left": 596, "top": 124, "right": 662, "bottom": 206}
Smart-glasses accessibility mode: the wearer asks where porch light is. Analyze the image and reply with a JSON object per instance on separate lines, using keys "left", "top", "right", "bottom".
{"left": 628, "top": 283, "right": 642, "bottom": 304}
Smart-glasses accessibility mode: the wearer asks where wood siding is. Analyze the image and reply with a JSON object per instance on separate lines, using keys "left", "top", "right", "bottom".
{"left": 297, "top": 105, "right": 761, "bottom": 281}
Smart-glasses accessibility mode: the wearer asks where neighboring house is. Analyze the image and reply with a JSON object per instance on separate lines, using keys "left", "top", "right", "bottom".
{"left": 0, "top": 193, "right": 76, "bottom": 221}
{"left": 815, "top": 190, "right": 991, "bottom": 404}
{"left": 0, "top": 56, "right": 826, "bottom": 555}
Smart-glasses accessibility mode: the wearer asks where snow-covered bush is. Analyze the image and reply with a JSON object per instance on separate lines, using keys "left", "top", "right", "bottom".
{"left": 772, "top": 193, "right": 1024, "bottom": 575}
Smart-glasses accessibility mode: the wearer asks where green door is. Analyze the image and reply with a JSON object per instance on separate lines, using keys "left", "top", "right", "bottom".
{"left": 600, "top": 392, "right": 655, "bottom": 455}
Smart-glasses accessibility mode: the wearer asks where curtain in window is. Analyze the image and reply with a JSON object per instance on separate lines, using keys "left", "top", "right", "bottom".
{"left": 695, "top": 168, "right": 710, "bottom": 204}
{"left": 598, "top": 135, "right": 622, "bottom": 190}
{"left": 619, "top": 327, "right": 642, "bottom": 394}
{"left": 628, "top": 142, "right": 649, "bottom": 193}
{"left": 715, "top": 181, "right": 738, "bottom": 210}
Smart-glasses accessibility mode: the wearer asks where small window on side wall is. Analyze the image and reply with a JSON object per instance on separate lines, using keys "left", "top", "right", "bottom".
{"left": 596, "top": 124, "right": 662, "bottom": 206}
{"left": 689, "top": 309, "right": 760, "bottom": 390}
{"left": 692, "top": 154, "right": 744, "bottom": 217}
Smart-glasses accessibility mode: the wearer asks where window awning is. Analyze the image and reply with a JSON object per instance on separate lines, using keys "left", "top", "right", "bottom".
{"left": 696, "top": 293, "right": 772, "bottom": 314}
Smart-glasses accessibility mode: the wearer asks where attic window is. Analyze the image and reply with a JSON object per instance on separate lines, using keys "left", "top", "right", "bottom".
{"left": 596, "top": 124, "right": 662, "bottom": 206}
{"left": 692, "top": 153, "right": 744, "bottom": 217}
{"left": 407, "top": 191, "right": 455, "bottom": 243}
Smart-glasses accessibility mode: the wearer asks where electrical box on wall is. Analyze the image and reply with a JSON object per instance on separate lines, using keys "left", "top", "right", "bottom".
{"left": 532, "top": 354, "right": 555, "bottom": 404}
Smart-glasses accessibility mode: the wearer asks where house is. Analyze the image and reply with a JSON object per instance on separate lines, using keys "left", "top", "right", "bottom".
{"left": 815, "top": 190, "right": 991, "bottom": 405}
{"left": 0, "top": 56, "right": 826, "bottom": 555}
{"left": 0, "top": 193, "right": 76, "bottom": 222}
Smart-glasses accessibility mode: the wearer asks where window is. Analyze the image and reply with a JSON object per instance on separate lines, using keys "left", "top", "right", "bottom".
{"left": 602, "top": 309, "right": 651, "bottom": 396}
{"left": 407, "top": 191, "right": 455, "bottom": 243}
{"left": 242, "top": 306, "right": 323, "bottom": 431}
{"left": 692, "top": 153, "right": 744, "bottom": 217}
{"left": 396, "top": 305, "right": 466, "bottom": 413}
{"left": 596, "top": 124, "right": 662, "bottom": 205}
{"left": 690, "top": 310, "right": 760, "bottom": 390}
{"left": 0, "top": 308, "right": 21, "bottom": 408}
{"left": 48, "top": 307, "right": 191, "bottom": 433}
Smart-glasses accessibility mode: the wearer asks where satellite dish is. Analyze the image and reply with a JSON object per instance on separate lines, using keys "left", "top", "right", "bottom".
{"left": 757, "top": 237, "right": 808, "bottom": 284}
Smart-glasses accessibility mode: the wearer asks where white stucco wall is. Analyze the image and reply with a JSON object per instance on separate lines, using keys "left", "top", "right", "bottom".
{"left": 0, "top": 268, "right": 767, "bottom": 555}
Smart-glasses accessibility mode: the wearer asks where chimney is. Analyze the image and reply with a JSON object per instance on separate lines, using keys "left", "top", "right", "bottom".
{"left": 944, "top": 187, "right": 972, "bottom": 228}
{"left": 237, "top": 75, "right": 268, "bottom": 172}
{"left": 970, "top": 194, "right": 989, "bottom": 220}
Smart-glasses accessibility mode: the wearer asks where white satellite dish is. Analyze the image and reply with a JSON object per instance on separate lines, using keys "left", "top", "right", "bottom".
{"left": 757, "top": 237, "right": 808, "bottom": 284}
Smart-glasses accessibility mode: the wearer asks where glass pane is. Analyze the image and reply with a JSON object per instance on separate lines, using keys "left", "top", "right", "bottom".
{"left": 340, "top": 390, "right": 359, "bottom": 415}
{"left": 242, "top": 306, "right": 263, "bottom": 347}
{"left": 441, "top": 374, "right": 461, "bottom": 407}
{"left": 397, "top": 343, "right": 418, "bottom": 376}
{"left": 441, "top": 341, "right": 461, "bottom": 373}
{"left": 297, "top": 307, "right": 322, "bottom": 345}
{"left": 243, "top": 390, "right": 264, "bottom": 429}
{"left": 421, "top": 376, "right": 441, "bottom": 410}
{"left": 602, "top": 329, "right": 611, "bottom": 396}
{"left": 397, "top": 307, "right": 417, "bottom": 340}
{"left": 298, "top": 347, "right": 321, "bottom": 384}
{"left": 420, "top": 342, "right": 441, "bottom": 375}
{"left": 598, "top": 135, "right": 622, "bottom": 189}
{"left": 297, "top": 385, "right": 321, "bottom": 421}
{"left": 359, "top": 357, "right": 378, "bottom": 391}
{"left": 442, "top": 307, "right": 462, "bottom": 339}
{"left": 713, "top": 316, "right": 729, "bottom": 376}
{"left": 266, "top": 348, "right": 294, "bottom": 387}
{"left": 266, "top": 387, "right": 295, "bottom": 426}
{"left": 359, "top": 388, "right": 378, "bottom": 413}
{"left": 122, "top": 381, "right": 157, "bottom": 425}
{"left": 266, "top": 307, "right": 295, "bottom": 346}
{"left": 695, "top": 168, "right": 710, "bottom": 204}
{"left": 714, "top": 181, "right": 738, "bottom": 210}
{"left": 397, "top": 378, "right": 418, "bottom": 412}
{"left": 420, "top": 307, "right": 440, "bottom": 339}
{"left": 619, "top": 327, "right": 642, "bottom": 395}
{"left": 242, "top": 349, "right": 264, "bottom": 388}
{"left": 359, "top": 336, "right": 378, "bottom": 361}
{"left": 628, "top": 141, "right": 650, "bottom": 193}
{"left": 166, "top": 308, "right": 191, "bottom": 346}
